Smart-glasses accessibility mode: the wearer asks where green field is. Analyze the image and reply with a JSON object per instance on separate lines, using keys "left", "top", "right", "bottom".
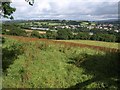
{"left": 21, "top": 22, "right": 63, "bottom": 26}
{"left": 57, "top": 40, "right": 120, "bottom": 49}
{"left": 2, "top": 37, "right": 120, "bottom": 89}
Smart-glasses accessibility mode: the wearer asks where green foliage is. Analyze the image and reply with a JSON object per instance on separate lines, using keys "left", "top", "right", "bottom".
{"left": 57, "top": 29, "right": 73, "bottom": 40}
{"left": 2, "top": 37, "right": 5, "bottom": 43}
{"left": 2, "top": 23, "right": 27, "bottom": 36}
{"left": 75, "top": 32, "right": 90, "bottom": 40}
{"left": 2, "top": 43, "right": 23, "bottom": 73}
{"left": 46, "top": 30, "right": 57, "bottom": 39}
{"left": 2, "top": 21, "right": 119, "bottom": 43}
{"left": 116, "top": 33, "right": 120, "bottom": 42}
{"left": 8, "top": 29, "right": 27, "bottom": 36}
{"left": 2, "top": 29, "right": 7, "bottom": 35}
{"left": 68, "top": 52, "right": 120, "bottom": 89}
{"left": 30, "top": 31, "right": 41, "bottom": 38}
{"left": 2, "top": 38, "right": 120, "bottom": 89}
{"left": 1, "top": 0, "right": 34, "bottom": 19}
{"left": 41, "top": 34, "right": 47, "bottom": 38}
{"left": 91, "top": 33, "right": 116, "bottom": 42}
{"left": 2, "top": 2, "right": 16, "bottom": 19}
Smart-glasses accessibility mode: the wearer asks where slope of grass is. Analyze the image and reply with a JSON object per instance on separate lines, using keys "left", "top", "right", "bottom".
{"left": 2, "top": 37, "right": 120, "bottom": 89}
{"left": 57, "top": 40, "right": 119, "bottom": 49}
{"left": 0, "top": 43, "right": 1, "bottom": 89}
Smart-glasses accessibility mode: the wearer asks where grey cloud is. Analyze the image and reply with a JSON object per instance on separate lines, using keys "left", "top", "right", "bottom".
{"left": 11, "top": 1, "right": 119, "bottom": 20}
{"left": 92, "top": 2, "right": 118, "bottom": 15}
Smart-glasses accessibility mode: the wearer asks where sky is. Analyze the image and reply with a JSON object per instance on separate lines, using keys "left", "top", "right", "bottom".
{"left": 9, "top": 0, "right": 120, "bottom": 21}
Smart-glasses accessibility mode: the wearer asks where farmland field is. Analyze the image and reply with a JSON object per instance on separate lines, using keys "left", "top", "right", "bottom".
{"left": 57, "top": 40, "right": 120, "bottom": 49}
{"left": 2, "top": 36, "right": 120, "bottom": 89}
{"left": 20, "top": 22, "right": 63, "bottom": 26}
{"left": 24, "top": 29, "right": 46, "bottom": 34}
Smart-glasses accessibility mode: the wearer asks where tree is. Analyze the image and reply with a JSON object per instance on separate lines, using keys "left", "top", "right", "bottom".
{"left": 57, "top": 29, "right": 73, "bottom": 40}
{"left": 46, "top": 30, "right": 57, "bottom": 39}
{"left": 91, "top": 33, "right": 117, "bottom": 42}
{"left": 75, "top": 32, "right": 90, "bottom": 40}
{"left": 31, "top": 30, "right": 41, "bottom": 38}
{"left": 66, "top": 29, "right": 74, "bottom": 39}
{"left": 57, "top": 29, "right": 68, "bottom": 40}
{"left": 1, "top": 2, "right": 16, "bottom": 19}
{"left": 7, "top": 26, "right": 27, "bottom": 36}
{"left": 1, "top": 0, "right": 34, "bottom": 19}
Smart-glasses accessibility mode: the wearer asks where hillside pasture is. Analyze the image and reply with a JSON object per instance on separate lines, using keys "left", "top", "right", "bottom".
{"left": 2, "top": 37, "right": 120, "bottom": 89}
{"left": 24, "top": 29, "right": 46, "bottom": 34}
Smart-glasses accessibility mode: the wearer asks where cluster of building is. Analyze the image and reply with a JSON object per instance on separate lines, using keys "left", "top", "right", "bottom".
{"left": 87, "top": 24, "right": 119, "bottom": 33}
{"left": 54, "top": 25, "right": 80, "bottom": 29}
{"left": 54, "top": 23, "right": 120, "bottom": 33}
{"left": 27, "top": 21, "right": 120, "bottom": 33}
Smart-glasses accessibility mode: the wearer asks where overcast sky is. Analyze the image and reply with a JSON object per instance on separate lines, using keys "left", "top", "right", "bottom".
{"left": 10, "top": 0, "right": 119, "bottom": 21}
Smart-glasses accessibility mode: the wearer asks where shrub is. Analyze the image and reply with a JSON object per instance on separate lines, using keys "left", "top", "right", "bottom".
{"left": 31, "top": 31, "right": 41, "bottom": 38}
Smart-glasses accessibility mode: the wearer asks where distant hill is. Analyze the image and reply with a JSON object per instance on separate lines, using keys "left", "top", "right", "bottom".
{"left": 3, "top": 19, "right": 120, "bottom": 25}
{"left": 95, "top": 19, "right": 119, "bottom": 24}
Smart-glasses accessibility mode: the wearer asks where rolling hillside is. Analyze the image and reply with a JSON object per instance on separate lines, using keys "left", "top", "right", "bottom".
{"left": 2, "top": 36, "right": 120, "bottom": 89}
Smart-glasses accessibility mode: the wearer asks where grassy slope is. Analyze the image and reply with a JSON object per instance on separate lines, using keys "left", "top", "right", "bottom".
{"left": 2, "top": 38, "right": 120, "bottom": 89}
{"left": 0, "top": 38, "right": 1, "bottom": 89}
{"left": 57, "top": 40, "right": 119, "bottom": 49}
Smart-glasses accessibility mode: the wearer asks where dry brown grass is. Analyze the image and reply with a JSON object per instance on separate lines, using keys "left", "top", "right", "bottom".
{"left": 3, "top": 35, "right": 120, "bottom": 53}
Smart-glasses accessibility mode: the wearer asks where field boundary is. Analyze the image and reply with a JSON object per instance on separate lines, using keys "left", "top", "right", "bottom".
{"left": 2, "top": 35, "right": 120, "bottom": 53}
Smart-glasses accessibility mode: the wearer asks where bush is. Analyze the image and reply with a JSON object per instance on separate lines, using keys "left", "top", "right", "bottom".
{"left": 75, "top": 32, "right": 90, "bottom": 40}
{"left": 7, "top": 29, "right": 27, "bottom": 36}
{"left": 91, "top": 33, "right": 116, "bottom": 42}
{"left": 57, "top": 29, "right": 73, "bottom": 40}
{"left": 31, "top": 31, "right": 41, "bottom": 38}
{"left": 46, "top": 30, "right": 57, "bottom": 39}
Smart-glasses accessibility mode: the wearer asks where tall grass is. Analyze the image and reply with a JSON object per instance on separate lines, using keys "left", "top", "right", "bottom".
{"left": 2, "top": 37, "right": 120, "bottom": 89}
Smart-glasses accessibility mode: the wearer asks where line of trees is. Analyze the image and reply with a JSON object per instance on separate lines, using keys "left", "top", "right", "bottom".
{"left": 46, "top": 29, "right": 118, "bottom": 42}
